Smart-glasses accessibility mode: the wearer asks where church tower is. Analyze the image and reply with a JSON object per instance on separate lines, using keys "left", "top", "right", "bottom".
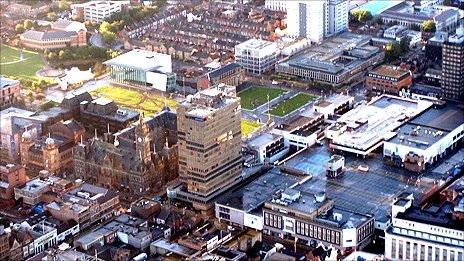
{"left": 135, "top": 114, "right": 151, "bottom": 164}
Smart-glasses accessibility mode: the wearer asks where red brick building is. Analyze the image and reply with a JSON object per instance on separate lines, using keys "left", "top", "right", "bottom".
{"left": 0, "top": 77, "right": 21, "bottom": 109}
{"left": 0, "top": 163, "right": 28, "bottom": 203}
{"left": 366, "top": 65, "right": 412, "bottom": 94}
{"left": 20, "top": 30, "right": 87, "bottom": 50}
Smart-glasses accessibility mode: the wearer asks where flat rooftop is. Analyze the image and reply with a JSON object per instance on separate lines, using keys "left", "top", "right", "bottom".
{"left": 281, "top": 141, "right": 454, "bottom": 220}
{"left": 216, "top": 168, "right": 305, "bottom": 212}
{"left": 409, "top": 103, "right": 464, "bottom": 132}
{"left": 332, "top": 95, "right": 432, "bottom": 152}
{"left": 103, "top": 49, "right": 172, "bottom": 73}
{"left": 369, "top": 65, "right": 410, "bottom": 79}
{"left": 396, "top": 202, "right": 464, "bottom": 231}
{"left": 315, "top": 206, "right": 371, "bottom": 229}
{"left": 247, "top": 133, "right": 283, "bottom": 149}
{"left": 235, "top": 38, "right": 276, "bottom": 50}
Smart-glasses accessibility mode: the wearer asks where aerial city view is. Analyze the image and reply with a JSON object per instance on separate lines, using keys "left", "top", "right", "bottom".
{"left": 0, "top": 0, "right": 463, "bottom": 260}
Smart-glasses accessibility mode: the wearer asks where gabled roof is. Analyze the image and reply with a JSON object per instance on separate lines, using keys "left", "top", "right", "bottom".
{"left": 22, "top": 30, "right": 77, "bottom": 41}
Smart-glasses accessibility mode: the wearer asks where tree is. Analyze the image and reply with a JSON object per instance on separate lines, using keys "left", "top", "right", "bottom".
{"left": 84, "top": 20, "right": 93, "bottom": 29}
{"left": 102, "top": 31, "right": 116, "bottom": 44}
{"left": 48, "top": 52, "right": 56, "bottom": 60}
{"left": 385, "top": 42, "right": 402, "bottom": 62}
{"left": 58, "top": 50, "right": 66, "bottom": 60}
{"left": 15, "top": 24, "right": 25, "bottom": 34}
{"left": 58, "top": 0, "right": 70, "bottom": 10}
{"left": 351, "top": 10, "right": 372, "bottom": 23}
{"left": 421, "top": 20, "right": 436, "bottom": 33}
{"left": 23, "top": 20, "right": 34, "bottom": 30}
{"left": 47, "top": 12, "right": 57, "bottom": 21}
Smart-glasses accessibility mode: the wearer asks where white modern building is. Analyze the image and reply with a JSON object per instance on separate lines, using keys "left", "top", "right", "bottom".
{"left": 71, "top": 1, "right": 128, "bottom": 24}
{"left": 235, "top": 39, "right": 279, "bottom": 75}
{"left": 287, "top": 0, "right": 327, "bottom": 43}
{"left": 245, "top": 133, "right": 288, "bottom": 164}
{"left": 328, "top": 0, "right": 349, "bottom": 36}
{"left": 385, "top": 196, "right": 464, "bottom": 260}
{"left": 383, "top": 103, "right": 464, "bottom": 172}
{"left": 103, "top": 49, "right": 176, "bottom": 91}
{"left": 286, "top": 0, "right": 348, "bottom": 43}
{"left": 264, "top": 0, "right": 287, "bottom": 12}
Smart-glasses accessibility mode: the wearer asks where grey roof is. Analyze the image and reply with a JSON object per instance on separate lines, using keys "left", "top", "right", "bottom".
{"left": 208, "top": 63, "right": 241, "bottom": 79}
{"left": 21, "top": 30, "right": 77, "bottom": 41}
{"left": 434, "top": 9, "right": 459, "bottom": 22}
{"left": 51, "top": 19, "right": 73, "bottom": 28}
{"left": 0, "top": 76, "right": 19, "bottom": 89}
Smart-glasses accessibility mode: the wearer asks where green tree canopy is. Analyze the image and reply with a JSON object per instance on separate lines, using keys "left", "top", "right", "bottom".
{"left": 47, "top": 12, "right": 57, "bottom": 21}
{"left": 23, "top": 19, "right": 34, "bottom": 30}
{"left": 351, "top": 10, "right": 372, "bottom": 23}
{"left": 15, "top": 24, "right": 25, "bottom": 34}
{"left": 421, "top": 20, "right": 436, "bottom": 32}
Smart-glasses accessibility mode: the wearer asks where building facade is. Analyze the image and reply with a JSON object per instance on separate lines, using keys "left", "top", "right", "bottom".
{"left": 74, "top": 110, "right": 178, "bottom": 202}
{"left": 71, "top": 1, "right": 127, "bottom": 24}
{"left": 366, "top": 65, "right": 412, "bottom": 94}
{"left": 0, "top": 77, "right": 20, "bottom": 109}
{"left": 207, "top": 63, "right": 245, "bottom": 88}
{"left": 46, "top": 183, "right": 120, "bottom": 229}
{"left": 441, "top": 28, "right": 464, "bottom": 100}
{"left": 20, "top": 30, "right": 86, "bottom": 50}
{"left": 287, "top": 0, "right": 327, "bottom": 43}
{"left": 385, "top": 196, "right": 464, "bottom": 260}
{"left": 263, "top": 189, "right": 374, "bottom": 253}
{"left": 0, "top": 163, "right": 28, "bottom": 204}
{"left": 170, "top": 87, "right": 242, "bottom": 211}
{"left": 235, "top": 39, "right": 278, "bottom": 75}
{"left": 264, "top": 0, "right": 287, "bottom": 12}
{"left": 104, "top": 49, "right": 176, "bottom": 91}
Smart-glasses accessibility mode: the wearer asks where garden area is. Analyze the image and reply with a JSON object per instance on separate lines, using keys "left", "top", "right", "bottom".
{"left": 238, "top": 86, "right": 287, "bottom": 110}
{"left": 241, "top": 119, "right": 262, "bottom": 137}
{"left": 268, "top": 93, "right": 317, "bottom": 117}
{"left": 90, "top": 85, "right": 177, "bottom": 115}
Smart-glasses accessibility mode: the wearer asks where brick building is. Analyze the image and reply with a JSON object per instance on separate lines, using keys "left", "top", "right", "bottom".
{"left": 0, "top": 163, "right": 28, "bottom": 204}
{"left": 0, "top": 76, "right": 20, "bottom": 109}
{"left": 366, "top": 65, "right": 412, "bottom": 94}
{"left": 20, "top": 30, "right": 87, "bottom": 50}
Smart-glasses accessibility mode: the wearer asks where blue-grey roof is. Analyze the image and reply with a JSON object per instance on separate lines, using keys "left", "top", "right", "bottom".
{"left": 1, "top": 76, "right": 19, "bottom": 89}
{"left": 21, "top": 30, "right": 77, "bottom": 41}
{"left": 208, "top": 63, "right": 241, "bottom": 79}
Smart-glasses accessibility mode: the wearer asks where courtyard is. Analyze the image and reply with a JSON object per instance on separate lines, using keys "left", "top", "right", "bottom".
{"left": 238, "top": 86, "right": 287, "bottom": 110}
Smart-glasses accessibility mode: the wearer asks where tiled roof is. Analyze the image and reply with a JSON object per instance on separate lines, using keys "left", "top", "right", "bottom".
{"left": 22, "top": 30, "right": 77, "bottom": 41}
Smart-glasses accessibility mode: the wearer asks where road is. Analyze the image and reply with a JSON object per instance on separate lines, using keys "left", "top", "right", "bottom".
{"left": 45, "top": 76, "right": 109, "bottom": 103}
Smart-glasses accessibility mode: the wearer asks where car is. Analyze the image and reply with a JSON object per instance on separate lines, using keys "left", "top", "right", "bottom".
{"left": 358, "top": 165, "right": 369, "bottom": 172}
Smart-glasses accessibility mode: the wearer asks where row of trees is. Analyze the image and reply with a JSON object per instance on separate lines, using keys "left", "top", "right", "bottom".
{"left": 15, "top": 20, "right": 38, "bottom": 33}
{"left": 45, "top": 46, "right": 119, "bottom": 62}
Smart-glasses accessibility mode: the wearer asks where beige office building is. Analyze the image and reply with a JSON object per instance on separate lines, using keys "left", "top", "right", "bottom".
{"left": 175, "top": 87, "right": 242, "bottom": 210}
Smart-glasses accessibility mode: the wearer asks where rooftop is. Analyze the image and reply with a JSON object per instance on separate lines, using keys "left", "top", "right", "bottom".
{"left": 369, "top": 65, "right": 410, "bottom": 79}
{"left": 315, "top": 206, "right": 372, "bottom": 229}
{"left": 0, "top": 76, "right": 19, "bottom": 89}
{"left": 235, "top": 38, "right": 276, "bottom": 50}
{"left": 103, "top": 49, "right": 172, "bottom": 73}
{"left": 216, "top": 168, "right": 304, "bottom": 212}
{"left": 331, "top": 95, "right": 432, "bottom": 152}
{"left": 396, "top": 202, "right": 464, "bottom": 231}
{"left": 247, "top": 133, "right": 283, "bottom": 149}
{"left": 208, "top": 63, "right": 241, "bottom": 79}
{"left": 21, "top": 30, "right": 77, "bottom": 41}
{"left": 281, "top": 140, "right": 450, "bottom": 220}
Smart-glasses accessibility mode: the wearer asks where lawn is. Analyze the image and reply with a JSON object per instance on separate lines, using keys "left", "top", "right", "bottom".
{"left": 91, "top": 85, "right": 178, "bottom": 115}
{"left": 238, "top": 86, "right": 286, "bottom": 110}
{"left": 0, "top": 44, "right": 45, "bottom": 82}
{"left": 241, "top": 119, "right": 262, "bottom": 137}
{"left": 268, "top": 93, "right": 317, "bottom": 117}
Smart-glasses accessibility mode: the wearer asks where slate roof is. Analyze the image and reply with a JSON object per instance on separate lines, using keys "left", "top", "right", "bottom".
{"left": 22, "top": 30, "right": 77, "bottom": 41}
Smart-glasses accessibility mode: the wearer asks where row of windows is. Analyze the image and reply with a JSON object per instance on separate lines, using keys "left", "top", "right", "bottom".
{"left": 391, "top": 238, "right": 463, "bottom": 261}
{"left": 264, "top": 212, "right": 282, "bottom": 229}
{"left": 295, "top": 221, "right": 341, "bottom": 245}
